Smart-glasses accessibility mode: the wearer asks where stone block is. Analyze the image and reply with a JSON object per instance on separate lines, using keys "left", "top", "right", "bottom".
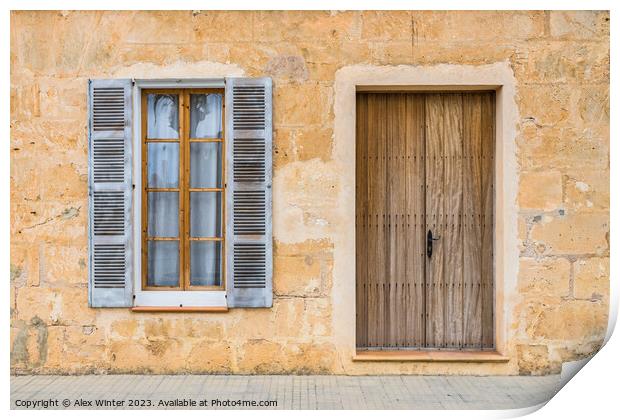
{"left": 117, "top": 43, "right": 208, "bottom": 68}
{"left": 10, "top": 81, "right": 40, "bottom": 119}
{"left": 513, "top": 41, "right": 609, "bottom": 85}
{"left": 264, "top": 55, "right": 309, "bottom": 83}
{"left": 273, "top": 128, "right": 297, "bottom": 167}
{"left": 60, "top": 325, "right": 108, "bottom": 368}
{"left": 529, "top": 212, "right": 609, "bottom": 255}
{"left": 37, "top": 78, "right": 85, "bottom": 121}
{"left": 527, "top": 300, "right": 608, "bottom": 341}
{"left": 181, "top": 318, "right": 225, "bottom": 341}
{"left": 10, "top": 11, "right": 58, "bottom": 74}
{"left": 550, "top": 11, "right": 609, "bottom": 40}
{"left": 192, "top": 11, "right": 253, "bottom": 42}
{"left": 295, "top": 127, "right": 333, "bottom": 162}
{"left": 574, "top": 84, "right": 609, "bottom": 128}
{"left": 303, "top": 298, "right": 332, "bottom": 337}
{"left": 518, "top": 258, "right": 570, "bottom": 297}
{"left": 124, "top": 11, "right": 195, "bottom": 45}
{"left": 362, "top": 11, "right": 412, "bottom": 41}
{"left": 370, "top": 41, "right": 414, "bottom": 65}
{"left": 274, "top": 83, "right": 333, "bottom": 126}
{"left": 44, "top": 244, "right": 87, "bottom": 286}
{"left": 574, "top": 257, "right": 609, "bottom": 300}
{"left": 55, "top": 287, "right": 98, "bottom": 326}
{"left": 412, "top": 11, "right": 546, "bottom": 43}
{"left": 518, "top": 171, "right": 563, "bottom": 211}
{"left": 274, "top": 255, "right": 323, "bottom": 297}
{"left": 516, "top": 344, "right": 559, "bottom": 375}
{"left": 186, "top": 340, "right": 234, "bottom": 373}
{"left": 229, "top": 308, "right": 275, "bottom": 340}
{"left": 109, "top": 338, "right": 187, "bottom": 373}
{"left": 15, "top": 287, "right": 55, "bottom": 325}
{"left": 518, "top": 125, "right": 609, "bottom": 170}
{"left": 274, "top": 298, "right": 305, "bottom": 337}
{"left": 275, "top": 239, "right": 334, "bottom": 256}
{"left": 110, "top": 319, "right": 139, "bottom": 339}
{"left": 305, "top": 62, "right": 339, "bottom": 82}
{"left": 563, "top": 170, "right": 609, "bottom": 212}
{"left": 253, "top": 11, "right": 358, "bottom": 42}
{"left": 284, "top": 342, "right": 337, "bottom": 373}
{"left": 206, "top": 43, "right": 230, "bottom": 63}
{"left": 237, "top": 339, "right": 285, "bottom": 373}
{"left": 10, "top": 245, "right": 27, "bottom": 287}
{"left": 517, "top": 85, "right": 571, "bottom": 127}
{"left": 410, "top": 43, "right": 513, "bottom": 66}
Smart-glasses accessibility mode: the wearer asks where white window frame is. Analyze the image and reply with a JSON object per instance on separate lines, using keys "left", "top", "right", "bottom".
{"left": 131, "top": 78, "right": 227, "bottom": 307}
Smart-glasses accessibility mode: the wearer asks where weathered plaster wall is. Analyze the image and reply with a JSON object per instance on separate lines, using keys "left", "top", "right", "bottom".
{"left": 10, "top": 10, "right": 609, "bottom": 375}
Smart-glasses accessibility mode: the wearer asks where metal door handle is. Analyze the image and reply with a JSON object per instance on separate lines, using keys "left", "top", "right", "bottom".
{"left": 427, "top": 230, "right": 441, "bottom": 258}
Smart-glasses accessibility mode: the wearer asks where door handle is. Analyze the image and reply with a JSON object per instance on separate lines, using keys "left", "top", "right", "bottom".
{"left": 427, "top": 229, "right": 441, "bottom": 258}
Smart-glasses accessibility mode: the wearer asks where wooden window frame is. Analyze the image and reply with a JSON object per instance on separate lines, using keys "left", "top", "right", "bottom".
{"left": 141, "top": 88, "right": 226, "bottom": 292}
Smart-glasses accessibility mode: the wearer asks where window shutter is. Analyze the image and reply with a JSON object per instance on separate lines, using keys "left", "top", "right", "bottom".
{"left": 88, "top": 79, "right": 133, "bottom": 307}
{"left": 225, "top": 77, "right": 273, "bottom": 308}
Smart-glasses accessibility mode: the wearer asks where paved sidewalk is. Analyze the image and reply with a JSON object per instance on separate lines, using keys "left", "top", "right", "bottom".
{"left": 11, "top": 374, "right": 561, "bottom": 410}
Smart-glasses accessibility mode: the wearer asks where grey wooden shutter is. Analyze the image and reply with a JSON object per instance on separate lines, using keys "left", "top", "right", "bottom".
{"left": 88, "top": 79, "right": 133, "bottom": 307}
{"left": 225, "top": 77, "right": 273, "bottom": 308}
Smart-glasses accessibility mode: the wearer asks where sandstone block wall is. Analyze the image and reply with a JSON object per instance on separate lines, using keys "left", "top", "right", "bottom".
{"left": 10, "top": 10, "right": 609, "bottom": 375}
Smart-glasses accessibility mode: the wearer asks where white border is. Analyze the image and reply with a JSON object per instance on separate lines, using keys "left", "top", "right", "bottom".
{"left": 3, "top": 4, "right": 616, "bottom": 420}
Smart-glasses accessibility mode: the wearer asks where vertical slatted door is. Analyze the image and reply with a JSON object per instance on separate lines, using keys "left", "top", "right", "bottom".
{"left": 356, "top": 93, "right": 426, "bottom": 348}
{"left": 404, "top": 94, "right": 427, "bottom": 348}
{"left": 355, "top": 93, "right": 369, "bottom": 347}
{"left": 460, "top": 92, "right": 495, "bottom": 348}
{"left": 386, "top": 94, "right": 406, "bottom": 347}
{"left": 367, "top": 93, "right": 388, "bottom": 347}
{"left": 425, "top": 92, "right": 495, "bottom": 349}
{"left": 356, "top": 91, "right": 495, "bottom": 350}
{"left": 357, "top": 93, "right": 388, "bottom": 347}
{"left": 425, "top": 93, "right": 465, "bottom": 349}
{"left": 462, "top": 93, "right": 484, "bottom": 347}
{"left": 88, "top": 79, "right": 133, "bottom": 307}
{"left": 225, "top": 78, "right": 273, "bottom": 308}
{"left": 480, "top": 93, "right": 495, "bottom": 348}
{"left": 424, "top": 94, "right": 447, "bottom": 348}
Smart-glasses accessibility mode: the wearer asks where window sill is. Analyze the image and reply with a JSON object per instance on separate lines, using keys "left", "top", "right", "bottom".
{"left": 131, "top": 306, "right": 228, "bottom": 313}
{"left": 133, "top": 290, "right": 226, "bottom": 307}
{"left": 353, "top": 350, "right": 509, "bottom": 363}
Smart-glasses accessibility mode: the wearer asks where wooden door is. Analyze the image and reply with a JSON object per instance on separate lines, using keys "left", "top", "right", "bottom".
{"left": 356, "top": 91, "right": 494, "bottom": 350}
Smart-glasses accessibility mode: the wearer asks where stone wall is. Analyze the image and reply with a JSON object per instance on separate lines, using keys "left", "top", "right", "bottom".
{"left": 10, "top": 11, "right": 609, "bottom": 375}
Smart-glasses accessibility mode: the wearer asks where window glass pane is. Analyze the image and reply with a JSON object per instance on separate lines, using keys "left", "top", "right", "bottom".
{"left": 148, "top": 192, "right": 179, "bottom": 237}
{"left": 190, "top": 241, "right": 222, "bottom": 286}
{"left": 190, "top": 94, "right": 222, "bottom": 138}
{"left": 148, "top": 142, "right": 179, "bottom": 188}
{"left": 147, "top": 240, "right": 179, "bottom": 286}
{"left": 190, "top": 192, "right": 222, "bottom": 237}
{"left": 190, "top": 142, "right": 222, "bottom": 188}
{"left": 147, "top": 94, "right": 179, "bottom": 139}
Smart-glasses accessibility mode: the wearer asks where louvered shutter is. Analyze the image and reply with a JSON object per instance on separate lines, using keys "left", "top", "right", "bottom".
{"left": 225, "top": 78, "right": 273, "bottom": 308}
{"left": 88, "top": 79, "right": 133, "bottom": 307}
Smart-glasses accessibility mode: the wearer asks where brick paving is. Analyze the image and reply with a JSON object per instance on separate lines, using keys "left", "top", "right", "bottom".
{"left": 11, "top": 374, "right": 561, "bottom": 410}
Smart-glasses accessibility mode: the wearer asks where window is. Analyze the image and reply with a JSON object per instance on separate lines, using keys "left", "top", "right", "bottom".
{"left": 88, "top": 78, "right": 272, "bottom": 309}
{"left": 141, "top": 88, "right": 225, "bottom": 291}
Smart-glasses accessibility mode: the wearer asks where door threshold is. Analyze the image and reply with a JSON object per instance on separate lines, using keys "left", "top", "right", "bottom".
{"left": 353, "top": 350, "right": 509, "bottom": 362}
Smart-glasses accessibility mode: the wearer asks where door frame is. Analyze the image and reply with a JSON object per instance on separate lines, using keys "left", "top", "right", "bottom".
{"left": 332, "top": 63, "right": 519, "bottom": 362}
